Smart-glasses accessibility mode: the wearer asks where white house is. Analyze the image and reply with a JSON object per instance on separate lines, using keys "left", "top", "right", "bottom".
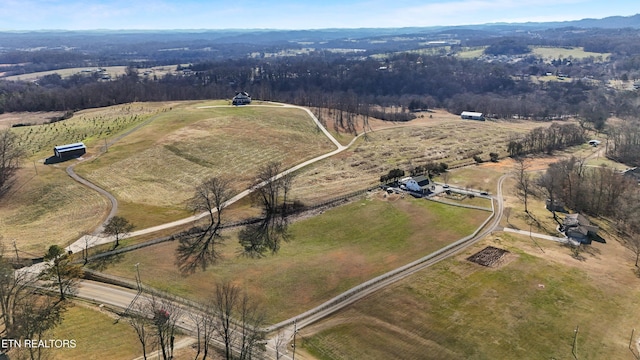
{"left": 400, "top": 175, "right": 430, "bottom": 193}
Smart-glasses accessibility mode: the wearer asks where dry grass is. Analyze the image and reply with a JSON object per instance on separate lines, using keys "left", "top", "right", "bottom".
{"left": 531, "top": 46, "right": 610, "bottom": 61}
{"left": 298, "top": 149, "right": 640, "bottom": 359}
{"left": 74, "top": 104, "right": 335, "bottom": 227}
{"left": 300, "top": 228, "right": 640, "bottom": 360}
{"left": 0, "top": 111, "right": 66, "bottom": 129}
{"left": 0, "top": 164, "right": 109, "bottom": 253}
{"left": 292, "top": 114, "right": 548, "bottom": 204}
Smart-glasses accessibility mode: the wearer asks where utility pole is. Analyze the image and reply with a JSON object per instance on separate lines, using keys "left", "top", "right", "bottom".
{"left": 12, "top": 240, "right": 19, "bottom": 263}
{"left": 629, "top": 329, "right": 638, "bottom": 359}
{"left": 134, "top": 263, "right": 141, "bottom": 291}
{"left": 292, "top": 319, "right": 297, "bottom": 360}
{"left": 572, "top": 324, "right": 579, "bottom": 360}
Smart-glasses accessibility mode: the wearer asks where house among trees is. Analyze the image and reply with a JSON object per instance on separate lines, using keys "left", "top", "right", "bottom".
{"left": 460, "top": 111, "right": 485, "bottom": 121}
{"left": 232, "top": 91, "right": 251, "bottom": 105}
{"left": 563, "top": 213, "right": 599, "bottom": 243}
{"left": 53, "top": 142, "right": 86, "bottom": 159}
{"left": 623, "top": 167, "right": 640, "bottom": 183}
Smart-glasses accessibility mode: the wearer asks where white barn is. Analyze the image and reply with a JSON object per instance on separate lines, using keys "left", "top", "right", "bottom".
{"left": 461, "top": 111, "right": 485, "bottom": 121}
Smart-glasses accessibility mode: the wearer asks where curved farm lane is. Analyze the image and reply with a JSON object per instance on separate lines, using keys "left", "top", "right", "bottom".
{"left": 57, "top": 102, "right": 512, "bottom": 358}
{"left": 263, "top": 174, "right": 508, "bottom": 358}
{"left": 66, "top": 162, "right": 118, "bottom": 234}
{"left": 64, "top": 102, "right": 354, "bottom": 253}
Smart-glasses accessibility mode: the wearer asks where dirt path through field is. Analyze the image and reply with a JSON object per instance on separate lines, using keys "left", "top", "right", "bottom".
{"left": 63, "top": 102, "right": 352, "bottom": 253}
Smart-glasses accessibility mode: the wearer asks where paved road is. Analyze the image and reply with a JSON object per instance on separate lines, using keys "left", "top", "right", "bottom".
{"left": 53, "top": 103, "right": 512, "bottom": 359}
{"left": 263, "top": 173, "right": 508, "bottom": 359}
{"left": 502, "top": 227, "right": 578, "bottom": 245}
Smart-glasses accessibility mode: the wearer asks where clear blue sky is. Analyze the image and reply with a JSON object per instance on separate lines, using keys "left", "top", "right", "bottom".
{"left": 1, "top": 0, "right": 639, "bottom": 31}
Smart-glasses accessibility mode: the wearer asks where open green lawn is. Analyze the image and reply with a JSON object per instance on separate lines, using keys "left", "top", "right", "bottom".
{"left": 301, "top": 231, "right": 640, "bottom": 360}
{"left": 45, "top": 304, "right": 141, "bottom": 360}
{"left": 98, "top": 195, "right": 490, "bottom": 323}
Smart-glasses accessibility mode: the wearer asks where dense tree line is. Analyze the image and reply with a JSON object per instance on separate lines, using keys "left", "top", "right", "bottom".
{"left": 507, "top": 123, "right": 586, "bottom": 157}
{"left": 1, "top": 50, "right": 631, "bottom": 126}
{"left": 606, "top": 121, "right": 640, "bottom": 166}
{"left": 538, "top": 157, "right": 634, "bottom": 217}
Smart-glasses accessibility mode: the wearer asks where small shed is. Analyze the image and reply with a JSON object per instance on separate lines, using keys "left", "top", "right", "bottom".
{"left": 461, "top": 111, "right": 485, "bottom": 121}
{"left": 54, "top": 142, "right": 86, "bottom": 159}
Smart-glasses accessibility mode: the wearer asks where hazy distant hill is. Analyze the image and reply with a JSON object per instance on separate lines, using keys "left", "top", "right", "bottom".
{"left": 480, "top": 13, "right": 640, "bottom": 30}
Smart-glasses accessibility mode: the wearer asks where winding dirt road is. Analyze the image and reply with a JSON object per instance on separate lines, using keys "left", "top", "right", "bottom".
{"left": 51, "top": 102, "right": 510, "bottom": 359}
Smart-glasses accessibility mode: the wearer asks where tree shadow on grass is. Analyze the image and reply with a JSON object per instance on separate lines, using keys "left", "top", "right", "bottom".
{"left": 86, "top": 252, "right": 125, "bottom": 271}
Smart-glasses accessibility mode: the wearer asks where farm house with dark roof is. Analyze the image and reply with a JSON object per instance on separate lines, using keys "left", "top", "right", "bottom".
{"left": 232, "top": 92, "right": 251, "bottom": 105}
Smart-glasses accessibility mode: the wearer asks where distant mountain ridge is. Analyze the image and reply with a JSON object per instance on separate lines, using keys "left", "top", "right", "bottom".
{"left": 484, "top": 13, "right": 640, "bottom": 29}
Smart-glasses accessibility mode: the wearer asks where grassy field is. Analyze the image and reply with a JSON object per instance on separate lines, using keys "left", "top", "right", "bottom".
{"left": 300, "top": 229, "right": 640, "bottom": 360}
{"left": 291, "top": 114, "right": 548, "bottom": 204}
{"left": 31, "top": 303, "right": 142, "bottom": 360}
{"left": 97, "top": 194, "right": 490, "bottom": 323}
{"left": 0, "top": 164, "right": 109, "bottom": 253}
{"left": 298, "top": 156, "right": 640, "bottom": 360}
{"left": 456, "top": 47, "right": 487, "bottom": 59}
{"left": 531, "top": 46, "right": 610, "bottom": 61}
{"left": 2, "top": 64, "right": 184, "bottom": 82}
{"left": 3, "top": 66, "right": 128, "bottom": 82}
{"left": 74, "top": 104, "right": 335, "bottom": 228}
{"left": 1, "top": 102, "right": 177, "bottom": 251}
{"left": 3, "top": 101, "right": 333, "bottom": 249}
{"left": 12, "top": 102, "right": 170, "bottom": 158}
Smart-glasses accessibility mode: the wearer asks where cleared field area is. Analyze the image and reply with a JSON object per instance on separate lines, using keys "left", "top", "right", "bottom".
{"left": 11, "top": 102, "right": 170, "bottom": 158}
{"left": 300, "top": 230, "right": 640, "bottom": 360}
{"left": 456, "top": 47, "right": 487, "bottom": 59}
{"left": 0, "top": 165, "right": 109, "bottom": 253}
{"left": 2, "top": 103, "right": 178, "bottom": 250}
{"left": 0, "top": 111, "right": 66, "bottom": 129}
{"left": 2, "top": 66, "right": 128, "bottom": 82}
{"left": 74, "top": 104, "right": 334, "bottom": 228}
{"left": 292, "top": 115, "right": 548, "bottom": 204}
{"left": 98, "top": 195, "right": 490, "bottom": 323}
{"left": 531, "top": 46, "right": 610, "bottom": 61}
{"left": 40, "top": 304, "right": 141, "bottom": 360}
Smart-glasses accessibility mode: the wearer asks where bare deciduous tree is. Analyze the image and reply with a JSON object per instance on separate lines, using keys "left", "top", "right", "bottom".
{"left": 103, "top": 216, "right": 135, "bottom": 248}
{"left": 176, "top": 176, "right": 232, "bottom": 273}
{"left": 127, "top": 301, "right": 152, "bottom": 360}
{"left": 212, "top": 281, "right": 265, "bottom": 360}
{"left": 239, "top": 162, "right": 296, "bottom": 257}
{"left": 514, "top": 157, "right": 532, "bottom": 213}
{"left": 0, "top": 248, "right": 37, "bottom": 339}
{"left": 40, "top": 245, "right": 83, "bottom": 300}
{"left": 0, "top": 129, "right": 24, "bottom": 196}
{"left": 537, "top": 162, "right": 564, "bottom": 224}
{"left": 148, "top": 296, "right": 183, "bottom": 360}
{"left": 189, "top": 306, "right": 216, "bottom": 360}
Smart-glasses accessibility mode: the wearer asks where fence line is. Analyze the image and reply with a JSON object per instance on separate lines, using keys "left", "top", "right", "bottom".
{"left": 266, "top": 198, "right": 495, "bottom": 332}
{"left": 79, "top": 186, "right": 378, "bottom": 264}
